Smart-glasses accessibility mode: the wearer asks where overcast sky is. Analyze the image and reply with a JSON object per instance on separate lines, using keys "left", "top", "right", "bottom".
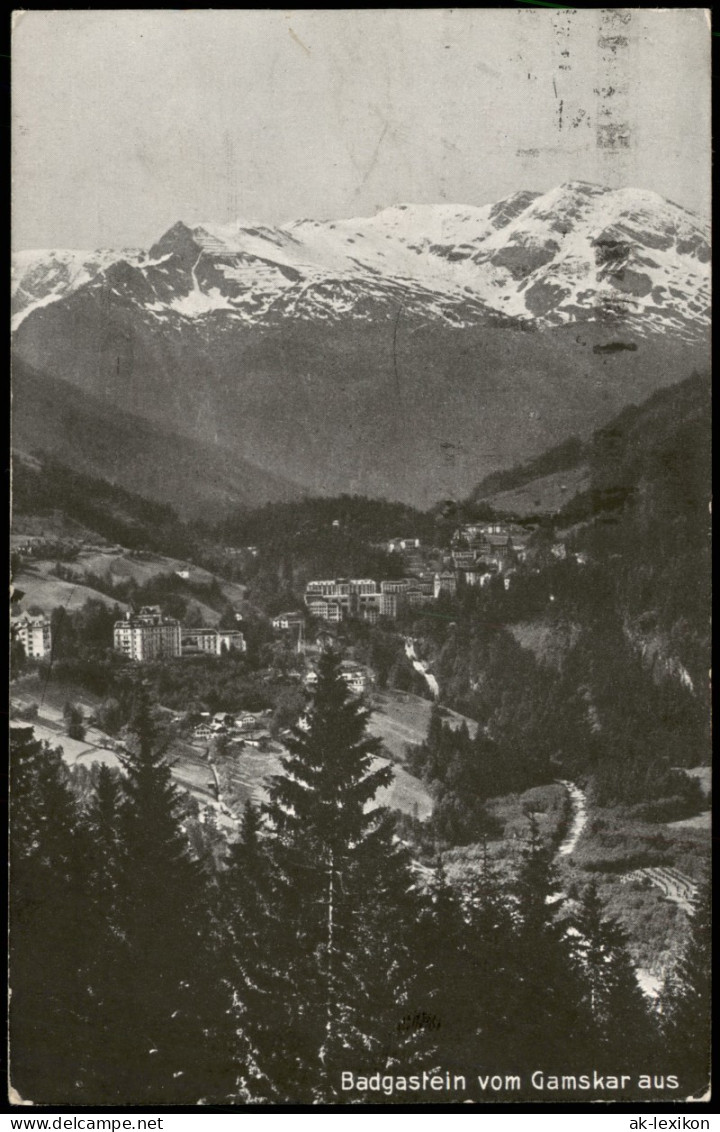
{"left": 12, "top": 8, "right": 711, "bottom": 250}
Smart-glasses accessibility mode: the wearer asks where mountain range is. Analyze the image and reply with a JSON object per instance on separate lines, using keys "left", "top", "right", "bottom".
{"left": 12, "top": 181, "right": 710, "bottom": 513}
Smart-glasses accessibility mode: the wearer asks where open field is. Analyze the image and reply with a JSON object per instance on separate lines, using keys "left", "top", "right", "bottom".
{"left": 18, "top": 719, "right": 122, "bottom": 768}
{"left": 367, "top": 689, "right": 478, "bottom": 759}
{"left": 208, "top": 741, "right": 432, "bottom": 820}
{"left": 483, "top": 463, "right": 590, "bottom": 518}
{"left": 375, "top": 762, "right": 432, "bottom": 819}
{"left": 14, "top": 546, "right": 246, "bottom": 620}
{"left": 14, "top": 568, "right": 130, "bottom": 613}
{"left": 71, "top": 548, "right": 246, "bottom": 605}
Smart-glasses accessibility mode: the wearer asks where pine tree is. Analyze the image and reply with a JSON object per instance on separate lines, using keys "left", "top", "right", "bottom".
{"left": 660, "top": 873, "right": 711, "bottom": 1097}
{"left": 571, "top": 880, "right": 656, "bottom": 1074}
{"left": 510, "top": 815, "right": 591, "bottom": 1079}
{"left": 9, "top": 726, "right": 93, "bottom": 1104}
{"left": 107, "top": 688, "right": 236, "bottom": 1104}
{"left": 76, "top": 765, "right": 132, "bottom": 1104}
{"left": 412, "top": 861, "right": 476, "bottom": 1068}
{"left": 458, "top": 845, "right": 520, "bottom": 1075}
{"left": 221, "top": 800, "right": 292, "bottom": 1102}
{"left": 262, "top": 648, "right": 420, "bottom": 1102}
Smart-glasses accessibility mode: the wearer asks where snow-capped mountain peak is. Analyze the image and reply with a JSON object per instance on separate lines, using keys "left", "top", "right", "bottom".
{"left": 12, "top": 183, "right": 710, "bottom": 339}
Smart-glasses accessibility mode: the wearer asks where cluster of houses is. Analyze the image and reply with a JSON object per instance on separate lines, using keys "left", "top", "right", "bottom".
{"left": 448, "top": 522, "right": 530, "bottom": 587}
{"left": 113, "top": 607, "right": 246, "bottom": 662}
{"left": 304, "top": 658, "right": 370, "bottom": 695}
{"left": 270, "top": 525, "right": 536, "bottom": 628}
{"left": 451, "top": 522, "right": 529, "bottom": 565}
{"left": 190, "top": 659, "right": 371, "bottom": 748}
{"left": 192, "top": 710, "right": 267, "bottom": 745}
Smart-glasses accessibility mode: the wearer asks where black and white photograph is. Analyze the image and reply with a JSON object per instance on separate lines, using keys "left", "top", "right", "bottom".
{"left": 9, "top": 8, "right": 711, "bottom": 1109}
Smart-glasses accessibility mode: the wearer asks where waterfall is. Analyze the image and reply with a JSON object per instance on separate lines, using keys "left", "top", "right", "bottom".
{"left": 404, "top": 638, "right": 440, "bottom": 699}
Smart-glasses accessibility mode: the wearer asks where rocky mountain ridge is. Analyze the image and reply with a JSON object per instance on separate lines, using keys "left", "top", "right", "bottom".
{"left": 12, "top": 182, "right": 710, "bottom": 509}
{"left": 13, "top": 182, "right": 709, "bottom": 339}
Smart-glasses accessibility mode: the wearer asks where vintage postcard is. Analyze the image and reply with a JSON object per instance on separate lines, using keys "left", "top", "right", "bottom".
{"left": 9, "top": 9, "right": 711, "bottom": 1109}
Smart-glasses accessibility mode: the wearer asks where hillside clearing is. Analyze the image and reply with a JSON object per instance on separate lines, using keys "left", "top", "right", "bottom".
{"left": 14, "top": 569, "right": 130, "bottom": 614}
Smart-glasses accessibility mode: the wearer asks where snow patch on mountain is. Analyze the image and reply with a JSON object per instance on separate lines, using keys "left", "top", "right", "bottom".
{"left": 11, "top": 247, "right": 140, "bottom": 329}
{"left": 12, "top": 183, "right": 710, "bottom": 339}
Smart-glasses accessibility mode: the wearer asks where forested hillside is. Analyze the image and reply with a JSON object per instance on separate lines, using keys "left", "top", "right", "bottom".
{"left": 10, "top": 657, "right": 710, "bottom": 1104}
{"left": 12, "top": 453, "right": 198, "bottom": 559}
{"left": 469, "top": 370, "right": 710, "bottom": 523}
{"left": 211, "top": 495, "right": 444, "bottom": 613}
{"left": 399, "top": 372, "right": 710, "bottom": 833}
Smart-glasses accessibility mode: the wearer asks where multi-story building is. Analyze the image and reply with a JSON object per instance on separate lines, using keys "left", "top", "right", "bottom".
{"left": 217, "top": 629, "right": 246, "bottom": 653}
{"left": 405, "top": 587, "right": 427, "bottom": 607}
{"left": 380, "top": 578, "right": 409, "bottom": 595}
{"left": 351, "top": 592, "right": 380, "bottom": 619}
{"left": 349, "top": 579, "right": 378, "bottom": 596}
{"left": 379, "top": 592, "right": 400, "bottom": 618}
{"left": 306, "top": 597, "right": 343, "bottom": 623}
{"left": 402, "top": 551, "right": 426, "bottom": 574}
{"left": 181, "top": 627, "right": 220, "bottom": 655}
{"left": 451, "top": 548, "right": 477, "bottom": 569}
{"left": 11, "top": 613, "right": 52, "bottom": 660}
{"left": 304, "top": 573, "right": 441, "bottom": 622}
{"left": 306, "top": 579, "right": 377, "bottom": 598}
{"left": 413, "top": 577, "right": 435, "bottom": 598}
{"left": 306, "top": 579, "right": 349, "bottom": 598}
{"left": 181, "top": 627, "right": 246, "bottom": 656}
{"left": 113, "top": 606, "right": 182, "bottom": 661}
{"left": 234, "top": 713, "right": 259, "bottom": 732}
{"left": 305, "top": 579, "right": 381, "bottom": 621}
{"left": 360, "top": 605, "right": 380, "bottom": 624}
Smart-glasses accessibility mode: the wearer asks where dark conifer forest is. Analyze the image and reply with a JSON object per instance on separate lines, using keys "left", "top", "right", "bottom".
{"left": 9, "top": 652, "right": 709, "bottom": 1105}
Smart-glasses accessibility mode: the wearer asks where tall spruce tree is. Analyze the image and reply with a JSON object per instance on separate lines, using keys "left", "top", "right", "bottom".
{"left": 660, "top": 873, "right": 711, "bottom": 1098}
{"left": 107, "top": 687, "right": 236, "bottom": 1104}
{"left": 571, "top": 880, "right": 656, "bottom": 1075}
{"left": 262, "top": 648, "right": 421, "bottom": 1102}
{"left": 9, "top": 727, "right": 93, "bottom": 1104}
{"left": 411, "top": 861, "right": 478, "bottom": 1069}
{"left": 76, "top": 764, "right": 129, "bottom": 1104}
{"left": 457, "top": 847, "right": 520, "bottom": 1077}
{"left": 510, "top": 815, "right": 591, "bottom": 1080}
{"left": 221, "top": 799, "right": 293, "bottom": 1102}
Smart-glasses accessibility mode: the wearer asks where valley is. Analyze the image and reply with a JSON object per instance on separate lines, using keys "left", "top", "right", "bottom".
{"left": 10, "top": 367, "right": 711, "bottom": 999}
{"left": 12, "top": 183, "right": 710, "bottom": 513}
{"left": 10, "top": 182, "right": 711, "bottom": 1104}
